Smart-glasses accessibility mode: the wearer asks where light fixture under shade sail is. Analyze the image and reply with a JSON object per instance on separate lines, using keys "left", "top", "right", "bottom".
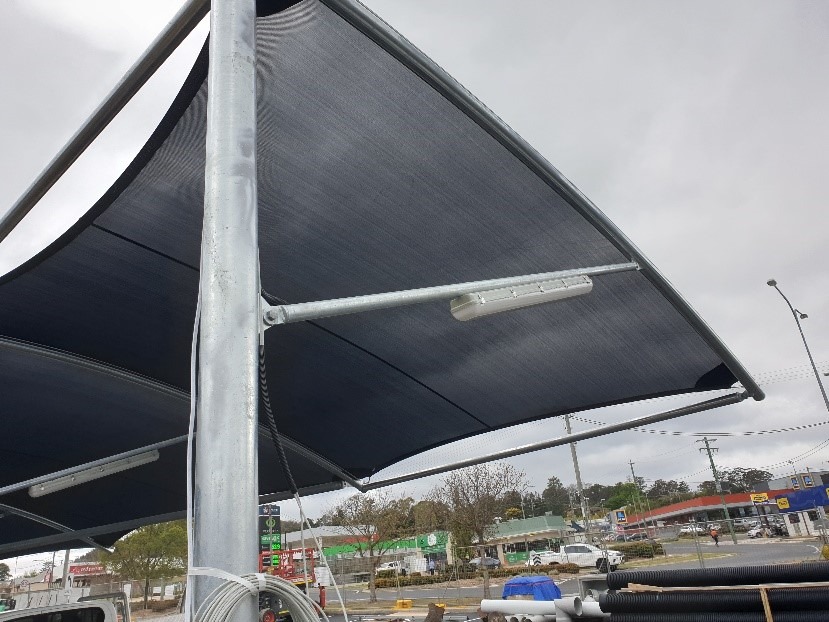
{"left": 28, "top": 450, "right": 160, "bottom": 498}
{"left": 450, "top": 275, "right": 593, "bottom": 321}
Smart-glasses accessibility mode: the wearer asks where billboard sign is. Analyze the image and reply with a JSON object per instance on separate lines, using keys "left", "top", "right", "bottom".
{"left": 259, "top": 504, "right": 281, "bottom": 552}
{"left": 615, "top": 510, "right": 627, "bottom": 524}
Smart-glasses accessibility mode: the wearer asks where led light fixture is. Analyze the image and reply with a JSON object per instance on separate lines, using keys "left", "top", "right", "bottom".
{"left": 450, "top": 274, "right": 592, "bottom": 321}
{"left": 29, "top": 450, "right": 160, "bottom": 498}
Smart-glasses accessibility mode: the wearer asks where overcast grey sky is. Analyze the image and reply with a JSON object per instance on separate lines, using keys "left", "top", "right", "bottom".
{"left": 2, "top": 0, "right": 828, "bottom": 572}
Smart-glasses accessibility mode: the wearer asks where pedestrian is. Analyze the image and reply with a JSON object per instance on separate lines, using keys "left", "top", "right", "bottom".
{"left": 428, "top": 558, "right": 435, "bottom": 576}
{"left": 710, "top": 527, "right": 719, "bottom": 546}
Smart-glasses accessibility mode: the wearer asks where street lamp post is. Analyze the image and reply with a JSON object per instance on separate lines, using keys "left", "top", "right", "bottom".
{"left": 767, "top": 279, "right": 829, "bottom": 412}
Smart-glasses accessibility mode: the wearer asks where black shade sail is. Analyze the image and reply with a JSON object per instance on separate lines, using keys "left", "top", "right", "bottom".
{"left": 0, "top": 0, "right": 761, "bottom": 557}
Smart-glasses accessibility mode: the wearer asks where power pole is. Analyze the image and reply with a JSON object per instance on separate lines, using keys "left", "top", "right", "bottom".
{"left": 564, "top": 414, "right": 592, "bottom": 537}
{"left": 629, "top": 461, "right": 657, "bottom": 535}
{"left": 698, "top": 437, "right": 737, "bottom": 545}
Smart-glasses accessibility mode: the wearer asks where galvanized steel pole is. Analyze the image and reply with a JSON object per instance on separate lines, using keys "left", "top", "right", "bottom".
{"left": 194, "top": 0, "right": 260, "bottom": 618}
{"left": 563, "top": 415, "right": 591, "bottom": 537}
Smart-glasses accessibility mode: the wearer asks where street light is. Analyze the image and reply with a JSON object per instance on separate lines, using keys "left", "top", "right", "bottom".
{"left": 767, "top": 279, "right": 829, "bottom": 412}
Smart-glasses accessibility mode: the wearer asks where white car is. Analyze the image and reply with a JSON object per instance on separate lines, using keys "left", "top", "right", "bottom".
{"left": 526, "top": 544, "right": 623, "bottom": 571}
{"left": 678, "top": 525, "right": 706, "bottom": 535}
{"left": 747, "top": 526, "right": 766, "bottom": 538}
{"left": 377, "top": 560, "right": 407, "bottom": 574}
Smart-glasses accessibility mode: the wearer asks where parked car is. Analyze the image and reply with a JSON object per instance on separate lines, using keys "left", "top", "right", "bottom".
{"left": 469, "top": 556, "right": 501, "bottom": 569}
{"left": 733, "top": 518, "right": 757, "bottom": 527}
{"left": 377, "top": 560, "right": 408, "bottom": 575}
{"left": 526, "top": 544, "right": 623, "bottom": 572}
{"left": 747, "top": 526, "right": 765, "bottom": 538}
{"left": 678, "top": 525, "right": 706, "bottom": 535}
{"left": 626, "top": 532, "right": 652, "bottom": 542}
{"left": 706, "top": 523, "right": 722, "bottom": 531}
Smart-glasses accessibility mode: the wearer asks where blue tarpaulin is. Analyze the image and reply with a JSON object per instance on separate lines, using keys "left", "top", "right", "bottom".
{"left": 502, "top": 575, "right": 562, "bottom": 601}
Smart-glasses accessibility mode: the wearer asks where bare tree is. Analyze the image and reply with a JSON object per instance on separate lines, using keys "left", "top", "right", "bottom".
{"left": 330, "top": 491, "right": 414, "bottom": 602}
{"left": 431, "top": 463, "right": 526, "bottom": 598}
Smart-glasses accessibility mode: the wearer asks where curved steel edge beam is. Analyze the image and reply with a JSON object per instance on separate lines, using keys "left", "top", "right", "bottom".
{"left": 0, "top": 0, "right": 210, "bottom": 244}
{"left": 361, "top": 392, "right": 748, "bottom": 491}
{"left": 0, "top": 335, "right": 189, "bottom": 402}
{"left": 321, "top": 0, "right": 764, "bottom": 402}
{"left": 0, "top": 503, "right": 106, "bottom": 552}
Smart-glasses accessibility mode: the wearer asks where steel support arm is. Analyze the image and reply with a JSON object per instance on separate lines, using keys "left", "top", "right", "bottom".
{"left": 264, "top": 262, "right": 639, "bottom": 326}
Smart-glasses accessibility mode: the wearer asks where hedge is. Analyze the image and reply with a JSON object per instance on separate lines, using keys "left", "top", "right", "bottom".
{"left": 610, "top": 541, "right": 665, "bottom": 559}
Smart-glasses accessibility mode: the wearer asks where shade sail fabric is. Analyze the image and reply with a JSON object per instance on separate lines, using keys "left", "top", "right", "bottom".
{"left": 0, "top": 0, "right": 759, "bottom": 556}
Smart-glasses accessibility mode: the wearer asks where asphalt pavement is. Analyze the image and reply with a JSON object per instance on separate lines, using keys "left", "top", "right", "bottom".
{"left": 325, "top": 537, "right": 824, "bottom": 608}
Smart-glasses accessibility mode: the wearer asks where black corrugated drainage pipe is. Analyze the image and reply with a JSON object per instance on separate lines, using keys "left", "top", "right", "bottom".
{"left": 600, "top": 588, "right": 829, "bottom": 613}
{"left": 605, "top": 563, "right": 829, "bottom": 589}
{"left": 608, "top": 611, "right": 829, "bottom": 622}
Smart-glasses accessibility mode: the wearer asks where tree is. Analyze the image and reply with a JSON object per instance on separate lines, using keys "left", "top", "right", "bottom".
{"left": 73, "top": 550, "right": 101, "bottom": 563}
{"left": 431, "top": 463, "right": 526, "bottom": 598}
{"left": 0, "top": 563, "right": 10, "bottom": 582}
{"left": 647, "top": 479, "right": 690, "bottom": 499}
{"left": 541, "top": 476, "right": 570, "bottom": 516}
{"left": 280, "top": 519, "right": 302, "bottom": 533}
{"left": 412, "top": 499, "right": 448, "bottom": 534}
{"left": 329, "top": 492, "right": 414, "bottom": 603}
{"left": 583, "top": 483, "right": 615, "bottom": 506}
{"left": 101, "top": 521, "right": 187, "bottom": 609}
{"left": 523, "top": 491, "right": 543, "bottom": 518}
{"left": 505, "top": 507, "right": 522, "bottom": 520}
{"left": 605, "top": 482, "right": 639, "bottom": 511}
{"left": 697, "top": 480, "right": 718, "bottom": 496}
{"left": 721, "top": 468, "right": 774, "bottom": 493}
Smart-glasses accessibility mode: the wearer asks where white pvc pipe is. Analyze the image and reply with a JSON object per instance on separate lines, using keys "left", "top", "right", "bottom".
{"left": 554, "top": 599, "right": 582, "bottom": 618}
{"left": 481, "top": 600, "right": 558, "bottom": 615}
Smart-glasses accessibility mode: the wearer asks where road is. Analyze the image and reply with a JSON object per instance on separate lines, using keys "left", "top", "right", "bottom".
{"left": 326, "top": 538, "right": 823, "bottom": 605}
